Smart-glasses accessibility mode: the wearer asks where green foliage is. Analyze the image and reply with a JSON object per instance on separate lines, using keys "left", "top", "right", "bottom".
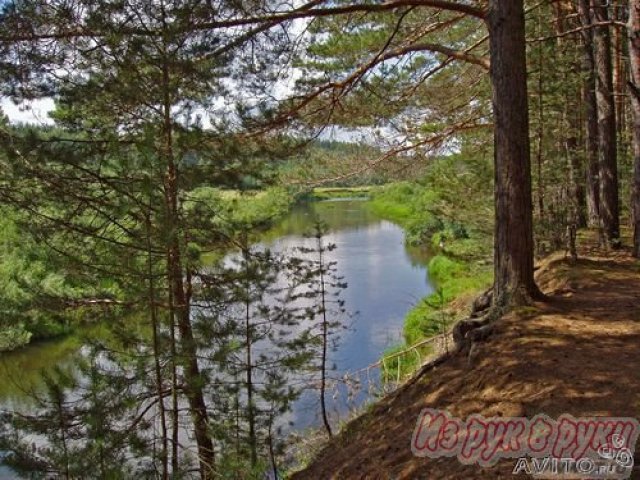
{"left": 185, "top": 186, "right": 295, "bottom": 234}
{"left": 226, "top": 188, "right": 294, "bottom": 228}
{"left": 370, "top": 154, "right": 493, "bottom": 249}
{"left": 0, "top": 324, "right": 32, "bottom": 351}
{"left": 401, "top": 256, "right": 492, "bottom": 345}
{"left": 427, "top": 256, "right": 465, "bottom": 287}
{"left": 369, "top": 155, "right": 494, "bottom": 372}
{"left": 296, "top": 6, "right": 491, "bottom": 132}
{"left": 0, "top": 210, "right": 85, "bottom": 350}
{"left": 381, "top": 342, "right": 433, "bottom": 382}
{"left": 215, "top": 453, "right": 270, "bottom": 480}
{"left": 307, "top": 186, "right": 372, "bottom": 200}
{"left": 1, "top": 352, "right": 146, "bottom": 478}
{"left": 369, "top": 182, "right": 442, "bottom": 245}
{"left": 279, "top": 141, "right": 388, "bottom": 187}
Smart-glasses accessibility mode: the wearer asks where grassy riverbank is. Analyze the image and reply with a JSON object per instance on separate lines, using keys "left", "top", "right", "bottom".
{"left": 305, "top": 186, "right": 372, "bottom": 200}
{"left": 293, "top": 238, "right": 640, "bottom": 479}
{"left": 369, "top": 155, "right": 494, "bottom": 370}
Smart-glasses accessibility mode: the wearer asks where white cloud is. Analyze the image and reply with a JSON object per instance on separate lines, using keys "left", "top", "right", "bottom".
{"left": 1, "top": 98, "right": 55, "bottom": 125}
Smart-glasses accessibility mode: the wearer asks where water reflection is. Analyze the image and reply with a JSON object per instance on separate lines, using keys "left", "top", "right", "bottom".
{"left": 259, "top": 200, "right": 433, "bottom": 428}
{"left": 0, "top": 200, "right": 433, "bottom": 438}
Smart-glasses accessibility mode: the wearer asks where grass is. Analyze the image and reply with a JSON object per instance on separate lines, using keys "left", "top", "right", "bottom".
{"left": 380, "top": 251, "right": 492, "bottom": 378}
{"left": 368, "top": 183, "right": 446, "bottom": 245}
{"left": 403, "top": 257, "right": 492, "bottom": 345}
{"left": 307, "top": 186, "right": 373, "bottom": 200}
{"left": 371, "top": 178, "right": 493, "bottom": 378}
{"left": 186, "top": 186, "right": 296, "bottom": 231}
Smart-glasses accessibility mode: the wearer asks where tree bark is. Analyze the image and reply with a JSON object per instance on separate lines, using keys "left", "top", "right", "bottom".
{"left": 613, "top": 3, "right": 626, "bottom": 152}
{"left": 592, "top": 0, "right": 620, "bottom": 246}
{"left": 486, "top": 0, "right": 542, "bottom": 306}
{"left": 146, "top": 214, "right": 169, "bottom": 480}
{"left": 244, "top": 274, "right": 258, "bottom": 466}
{"left": 166, "top": 180, "right": 215, "bottom": 480}
{"left": 629, "top": 0, "right": 640, "bottom": 258}
{"left": 578, "top": 0, "right": 601, "bottom": 228}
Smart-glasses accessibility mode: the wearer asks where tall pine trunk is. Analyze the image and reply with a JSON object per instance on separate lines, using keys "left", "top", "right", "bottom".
{"left": 556, "top": 2, "right": 587, "bottom": 228}
{"left": 244, "top": 282, "right": 258, "bottom": 466}
{"left": 629, "top": 0, "right": 640, "bottom": 258}
{"left": 317, "top": 232, "right": 333, "bottom": 438}
{"left": 165, "top": 174, "right": 215, "bottom": 478}
{"left": 593, "top": 1, "right": 620, "bottom": 246}
{"left": 146, "top": 213, "right": 169, "bottom": 480}
{"left": 161, "top": 54, "right": 214, "bottom": 478}
{"left": 487, "top": 0, "right": 542, "bottom": 306}
{"left": 578, "top": 0, "right": 601, "bottom": 228}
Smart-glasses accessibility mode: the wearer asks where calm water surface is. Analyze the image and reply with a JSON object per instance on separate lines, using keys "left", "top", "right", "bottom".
{"left": 258, "top": 200, "right": 433, "bottom": 428}
{"left": 0, "top": 199, "right": 433, "bottom": 473}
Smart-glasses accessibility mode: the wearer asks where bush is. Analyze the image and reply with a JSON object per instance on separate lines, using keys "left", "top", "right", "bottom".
{"left": 28, "top": 315, "right": 70, "bottom": 341}
{"left": 0, "top": 324, "right": 32, "bottom": 352}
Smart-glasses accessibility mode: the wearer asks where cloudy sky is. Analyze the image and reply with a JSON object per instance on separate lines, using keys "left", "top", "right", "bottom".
{"left": 1, "top": 98, "right": 55, "bottom": 124}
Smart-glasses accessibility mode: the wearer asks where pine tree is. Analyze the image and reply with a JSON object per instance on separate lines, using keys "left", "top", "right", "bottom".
{"left": 294, "top": 220, "right": 347, "bottom": 437}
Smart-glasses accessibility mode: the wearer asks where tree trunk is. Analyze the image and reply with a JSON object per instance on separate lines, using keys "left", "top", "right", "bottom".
{"left": 167, "top": 220, "right": 215, "bottom": 479}
{"left": 161, "top": 69, "right": 214, "bottom": 479}
{"left": 556, "top": 2, "right": 587, "bottom": 228}
{"left": 169, "top": 288, "right": 180, "bottom": 475}
{"left": 566, "top": 126, "right": 587, "bottom": 228}
{"left": 578, "top": 0, "right": 601, "bottom": 228}
{"left": 146, "top": 214, "right": 169, "bottom": 480}
{"left": 245, "top": 292, "right": 258, "bottom": 466}
{"left": 317, "top": 234, "right": 333, "bottom": 438}
{"left": 535, "top": 8, "right": 545, "bottom": 229}
{"left": 487, "top": 0, "right": 542, "bottom": 306}
{"left": 593, "top": 0, "right": 620, "bottom": 246}
{"left": 629, "top": 0, "right": 640, "bottom": 258}
{"left": 613, "top": 3, "right": 626, "bottom": 154}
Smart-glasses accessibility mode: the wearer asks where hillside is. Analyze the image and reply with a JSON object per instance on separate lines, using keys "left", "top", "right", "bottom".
{"left": 292, "top": 240, "right": 640, "bottom": 479}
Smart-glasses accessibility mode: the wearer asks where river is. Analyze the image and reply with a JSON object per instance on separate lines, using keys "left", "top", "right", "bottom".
{"left": 0, "top": 198, "right": 433, "bottom": 475}
{"left": 260, "top": 199, "right": 433, "bottom": 429}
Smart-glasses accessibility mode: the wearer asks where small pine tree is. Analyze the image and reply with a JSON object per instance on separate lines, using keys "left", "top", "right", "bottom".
{"left": 294, "top": 220, "right": 348, "bottom": 437}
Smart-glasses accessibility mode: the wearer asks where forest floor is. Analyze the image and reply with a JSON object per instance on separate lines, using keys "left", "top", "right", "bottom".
{"left": 291, "top": 233, "right": 640, "bottom": 479}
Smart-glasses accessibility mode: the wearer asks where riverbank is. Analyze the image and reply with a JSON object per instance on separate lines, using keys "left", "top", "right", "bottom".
{"left": 304, "top": 186, "right": 372, "bottom": 200}
{"left": 291, "top": 235, "right": 640, "bottom": 478}
{"left": 1, "top": 197, "right": 433, "bottom": 477}
{"left": 368, "top": 178, "right": 493, "bottom": 370}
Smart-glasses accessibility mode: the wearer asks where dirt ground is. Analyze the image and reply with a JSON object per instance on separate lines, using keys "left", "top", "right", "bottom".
{"left": 291, "top": 242, "right": 640, "bottom": 479}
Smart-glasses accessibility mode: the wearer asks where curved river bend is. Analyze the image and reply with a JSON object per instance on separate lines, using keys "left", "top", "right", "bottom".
{"left": 260, "top": 200, "right": 434, "bottom": 428}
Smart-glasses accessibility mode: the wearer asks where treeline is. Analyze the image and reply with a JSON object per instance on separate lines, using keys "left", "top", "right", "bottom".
{"left": 526, "top": 0, "right": 637, "bottom": 255}
{"left": 280, "top": 140, "right": 401, "bottom": 187}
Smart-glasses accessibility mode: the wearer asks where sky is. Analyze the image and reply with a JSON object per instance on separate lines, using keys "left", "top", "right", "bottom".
{"left": 1, "top": 98, "right": 56, "bottom": 125}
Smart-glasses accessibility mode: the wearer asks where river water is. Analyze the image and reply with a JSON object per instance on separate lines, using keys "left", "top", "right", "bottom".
{"left": 0, "top": 199, "right": 433, "bottom": 475}
{"left": 260, "top": 200, "right": 433, "bottom": 429}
